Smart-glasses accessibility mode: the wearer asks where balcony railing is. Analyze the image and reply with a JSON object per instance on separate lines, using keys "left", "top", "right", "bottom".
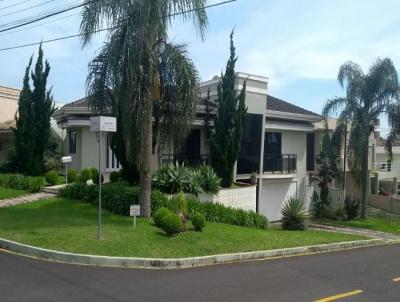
{"left": 161, "top": 154, "right": 209, "bottom": 167}
{"left": 264, "top": 154, "right": 297, "bottom": 174}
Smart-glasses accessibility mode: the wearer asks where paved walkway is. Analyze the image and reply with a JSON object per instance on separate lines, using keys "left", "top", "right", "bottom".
{"left": 0, "top": 192, "right": 55, "bottom": 208}
{"left": 310, "top": 223, "right": 400, "bottom": 241}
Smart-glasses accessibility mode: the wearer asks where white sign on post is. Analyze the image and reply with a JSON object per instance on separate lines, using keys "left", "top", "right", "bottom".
{"left": 61, "top": 156, "right": 72, "bottom": 163}
{"left": 89, "top": 116, "right": 117, "bottom": 240}
{"left": 130, "top": 205, "right": 140, "bottom": 229}
{"left": 90, "top": 116, "right": 117, "bottom": 133}
{"left": 130, "top": 205, "right": 140, "bottom": 217}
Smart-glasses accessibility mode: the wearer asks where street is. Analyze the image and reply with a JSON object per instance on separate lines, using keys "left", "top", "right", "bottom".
{"left": 1, "top": 244, "right": 400, "bottom": 301}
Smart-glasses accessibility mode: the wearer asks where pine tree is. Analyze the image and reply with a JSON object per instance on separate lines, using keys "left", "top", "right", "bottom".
{"left": 13, "top": 58, "right": 34, "bottom": 174}
{"left": 30, "top": 44, "right": 55, "bottom": 175}
{"left": 205, "top": 31, "right": 247, "bottom": 187}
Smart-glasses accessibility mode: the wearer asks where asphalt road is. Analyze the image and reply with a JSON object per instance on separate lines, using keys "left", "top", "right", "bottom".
{"left": 1, "top": 244, "right": 400, "bottom": 302}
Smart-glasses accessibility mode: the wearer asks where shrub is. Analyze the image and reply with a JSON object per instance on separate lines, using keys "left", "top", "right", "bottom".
{"left": 154, "top": 207, "right": 171, "bottom": 227}
{"left": 311, "top": 191, "right": 329, "bottom": 219}
{"left": 79, "top": 168, "right": 92, "bottom": 183}
{"left": 67, "top": 168, "right": 78, "bottom": 183}
{"left": 281, "top": 198, "right": 308, "bottom": 231}
{"left": 192, "top": 212, "right": 206, "bottom": 231}
{"left": 45, "top": 170, "right": 59, "bottom": 186}
{"left": 91, "top": 168, "right": 104, "bottom": 185}
{"left": 110, "top": 171, "right": 120, "bottom": 183}
{"left": 198, "top": 164, "right": 221, "bottom": 194}
{"left": 344, "top": 195, "right": 360, "bottom": 220}
{"left": 171, "top": 191, "right": 189, "bottom": 231}
{"left": 186, "top": 197, "right": 268, "bottom": 229}
{"left": 27, "top": 177, "right": 45, "bottom": 193}
{"left": 44, "top": 157, "right": 60, "bottom": 172}
{"left": 160, "top": 212, "right": 181, "bottom": 236}
{"left": 151, "top": 190, "right": 170, "bottom": 213}
{"left": 0, "top": 173, "right": 45, "bottom": 192}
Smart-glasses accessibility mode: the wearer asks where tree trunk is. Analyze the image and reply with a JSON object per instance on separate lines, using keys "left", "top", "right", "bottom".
{"left": 361, "top": 139, "right": 369, "bottom": 219}
{"left": 139, "top": 101, "right": 153, "bottom": 218}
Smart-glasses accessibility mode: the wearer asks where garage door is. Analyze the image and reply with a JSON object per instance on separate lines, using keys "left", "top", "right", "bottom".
{"left": 260, "top": 180, "right": 297, "bottom": 221}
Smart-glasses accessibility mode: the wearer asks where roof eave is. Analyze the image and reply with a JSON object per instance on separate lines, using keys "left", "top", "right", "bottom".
{"left": 266, "top": 110, "right": 323, "bottom": 123}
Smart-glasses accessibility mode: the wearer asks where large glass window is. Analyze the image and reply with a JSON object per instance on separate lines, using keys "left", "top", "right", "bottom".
{"left": 69, "top": 130, "right": 77, "bottom": 154}
{"left": 306, "top": 133, "right": 315, "bottom": 171}
{"left": 237, "top": 113, "right": 263, "bottom": 174}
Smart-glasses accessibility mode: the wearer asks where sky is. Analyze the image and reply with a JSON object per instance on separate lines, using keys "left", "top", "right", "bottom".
{"left": 0, "top": 0, "right": 400, "bottom": 134}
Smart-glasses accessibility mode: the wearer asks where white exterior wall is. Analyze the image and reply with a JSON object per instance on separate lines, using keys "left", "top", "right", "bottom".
{"left": 259, "top": 130, "right": 309, "bottom": 221}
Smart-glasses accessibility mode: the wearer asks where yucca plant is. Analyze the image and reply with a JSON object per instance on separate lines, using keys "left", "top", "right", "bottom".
{"left": 198, "top": 164, "right": 221, "bottom": 194}
{"left": 281, "top": 198, "right": 309, "bottom": 231}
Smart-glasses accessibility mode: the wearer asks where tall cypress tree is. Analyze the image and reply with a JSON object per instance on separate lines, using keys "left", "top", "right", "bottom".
{"left": 13, "top": 45, "right": 54, "bottom": 175}
{"left": 13, "top": 58, "right": 34, "bottom": 174}
{"left": 31, "top": 44, "right": 54, "bottom": 175}
{"left": 205, "top": 31, "right": 247, "bottom": 187}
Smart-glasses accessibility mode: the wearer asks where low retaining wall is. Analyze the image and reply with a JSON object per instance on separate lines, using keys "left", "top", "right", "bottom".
{"left": 368, "top": 194, "right": 400, "bottom": 214}
{"left": 198, "top": 184, "right": 257, "bottom": 212}
{"left": 0, "top": 237, "right": 384, "bottom": 269}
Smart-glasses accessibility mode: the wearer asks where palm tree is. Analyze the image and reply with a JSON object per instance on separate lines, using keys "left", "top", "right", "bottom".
{"left": 322, "top": 58, "right": 399, "bottom": 219}
{"left": 80, "top": 1, "right": 208, "bottom": 217}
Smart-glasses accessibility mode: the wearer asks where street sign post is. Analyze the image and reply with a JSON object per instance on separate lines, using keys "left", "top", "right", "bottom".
{"left": 61, "top": 156, "right": 72, "bottom": 185}
{"left": 90, "top": 116, "right": 117, "bottom": 240}
{"left": 130, "top": 205, "right": 140, "bottom": 229}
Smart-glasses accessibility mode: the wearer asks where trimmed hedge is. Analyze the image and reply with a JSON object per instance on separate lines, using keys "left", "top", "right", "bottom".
{"left": 60, "top": 183, "right": 163, "bottom": 216}
{"left": 0, "top": 173, "right": 45, "bottom": 193}
{"left": 60, "top": 183, "right": 269, "bottom": 230}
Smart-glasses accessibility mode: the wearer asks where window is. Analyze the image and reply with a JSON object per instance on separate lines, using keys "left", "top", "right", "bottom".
{"left": 69, "top": 130, "right": 77, "bottom": 154}
{"left": 237, "top": 114, "right": 263, "bottom": 174}
{"left": 0, "top": 142, "right": 2, "bottom": 151}
{"left": 306, "top": 133, "right": 315, "bottom": 171}
{"left": 265, "top": 132, "right": 282, "bottom": 155}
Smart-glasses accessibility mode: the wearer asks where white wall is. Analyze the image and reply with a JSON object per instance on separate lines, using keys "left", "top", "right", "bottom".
{"left": 260, "top": 179, "right": 298, "bottom": 221}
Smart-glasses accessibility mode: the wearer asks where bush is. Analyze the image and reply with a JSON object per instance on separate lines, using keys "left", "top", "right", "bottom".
{"left": 171, "top": 192, "right": 189, "bottom": 231}
{"left": 198, "top": 164, "right": 221, "bottom": 194}
{"left": 91, "top": 168, "right": 104, "bottom": 185}
{"left": 110, "top": 171, "right": 120, "bottom": 183}
{"left": 27, "top": 177, "right": 45, "bottom": 193}
{"left": 154, "top": 207, "right": 171, "bottom": 227}
{"left": 160, "top": 212, "right": 181, "bottom": 236}
{"left": 45, "top": 170, "right": 59, "bottom": 186}
{"left": 192, "top": 212, "right": 206, "bottom": 231}
{"left": 151, "top": 190, "right": 170, "bottom": 213}
{"left": 67, "top": 169, "right": 78, "bottom": 183}
{"left": 281, "top": 198, "right": 308, "bottom": 231}
{"left": 78, "top": 168, "right": 92, "bottom": 183}
{"left": 311, "top": 191, "right": 329, "bottom": 219}
{"left": 119, "top": 167, "right": 140, "bottom": 185}
{"left": 44, "top": 157, "right": 60, "bottom": 172}
{"left": 0, "top": 173, "right": 45, "bottom": 192}
{"left": 344, "top": 195, "right": 360, "bottom": 220}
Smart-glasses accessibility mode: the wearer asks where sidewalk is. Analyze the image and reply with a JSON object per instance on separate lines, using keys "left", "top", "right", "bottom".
{"left": 0, "top": 192, "right": 55, "bottom": 208}
{"left": 310, "top": 223, "right": 400, "bottom": 242}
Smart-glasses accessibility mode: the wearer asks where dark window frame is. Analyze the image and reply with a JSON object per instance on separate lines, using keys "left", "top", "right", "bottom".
{"left": 306, "top": 133, "right": 315, "bottom": 171}
{"left": 69, "top": 130, "right": 77, "bottom": 154}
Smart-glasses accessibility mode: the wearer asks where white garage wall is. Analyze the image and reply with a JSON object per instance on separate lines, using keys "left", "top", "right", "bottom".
{"left": 260, "top": 179, "right": 298, "bottom": 221}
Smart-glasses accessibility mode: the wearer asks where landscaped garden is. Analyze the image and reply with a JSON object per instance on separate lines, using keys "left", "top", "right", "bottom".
{"left": 0, "top": 197, "right": 365, "bottom": 258}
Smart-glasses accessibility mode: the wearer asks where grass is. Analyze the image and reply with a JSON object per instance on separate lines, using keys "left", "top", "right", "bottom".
{"left": 321, "top": 216, "right": 400, "bottom": 235}
{"left": 0, "top": 186, "right": 27, "bottom": 200}
{"left": 0, "top": 198, "right": 366, "bottom": 258}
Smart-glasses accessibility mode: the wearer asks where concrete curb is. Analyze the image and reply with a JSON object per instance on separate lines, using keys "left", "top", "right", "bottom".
{"left": 0, "top": 237, "right": 388, "bottom": 269}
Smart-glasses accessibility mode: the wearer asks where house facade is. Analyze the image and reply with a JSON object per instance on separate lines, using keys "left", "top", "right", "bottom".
{"left": 0, "top": 86, "right": 19, "bottom": 162}
{"left": 53, "top": 73, "right": 328, "bottom": 220}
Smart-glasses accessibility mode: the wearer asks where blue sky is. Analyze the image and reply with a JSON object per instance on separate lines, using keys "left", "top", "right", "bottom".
{"left": 0, "top": 0, "right": 399, "bottom": 133}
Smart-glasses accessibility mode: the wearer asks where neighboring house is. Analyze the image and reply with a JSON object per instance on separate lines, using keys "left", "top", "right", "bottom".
{"left": 53, "top": 72, "right": 325, "bottom": 221}
{"left": 0, "top": 86, "right": 19, "bottom": 162}
{"left": 0, "top": 85, "right": 63, "bottom": 164}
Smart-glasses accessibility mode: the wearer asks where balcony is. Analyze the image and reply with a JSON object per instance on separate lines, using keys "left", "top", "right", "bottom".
{"left": 160, "top": 154, "right": 209, "bottom": 167}
{"left": 263, "top": 154, "right": 297, "bottom": 174}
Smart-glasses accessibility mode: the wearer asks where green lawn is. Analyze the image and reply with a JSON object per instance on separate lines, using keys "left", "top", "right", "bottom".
{"left": 321, "top": 216, "right": 400, "bottom": 235}
{"left": 0, "top": 198, "right": 366, "bottom": 258}
{"left": 0, "top": 187, "right": 27, "bottom": 200}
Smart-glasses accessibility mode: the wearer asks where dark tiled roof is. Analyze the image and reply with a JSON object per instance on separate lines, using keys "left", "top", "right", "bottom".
{"left": 267, "top": 95, "right": 319, "bottom": 117}
{"left": 64, "top": 97, "right": 89, "bottom": 108}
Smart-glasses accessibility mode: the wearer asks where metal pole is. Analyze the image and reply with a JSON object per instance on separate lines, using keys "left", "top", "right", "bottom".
{"left": 343, "top": 125, "right": 348, "bottom": 198}
{"left": 65, "top": 164, "right": 68, "bottom": 185}
{"left": 98, "top": 131, "right": 102, "bottom": 240}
